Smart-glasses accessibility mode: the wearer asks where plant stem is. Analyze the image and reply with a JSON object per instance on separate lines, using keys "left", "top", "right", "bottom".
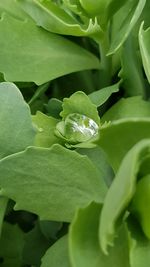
{"left": 98, "top": 32, "right": 112, "bottom": 88}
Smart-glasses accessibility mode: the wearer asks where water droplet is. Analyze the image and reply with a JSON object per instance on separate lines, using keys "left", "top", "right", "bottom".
{"left": 64, "top": 113, "right": 99, "bottom": 143}
{"left": 38, "top": 127, "right": 43, "bottom": 133}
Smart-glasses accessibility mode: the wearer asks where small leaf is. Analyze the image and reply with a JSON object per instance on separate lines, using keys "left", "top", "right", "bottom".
{"left": 60, "top": 91, "right": 100, "bottom": 124}
{"left": 46, "top": 98, "right": 62, "bottom": 119}
{"left": 32, "top": 111, "right": 60, "bottom": 147}
{"left": 89, "top": 82, "right": 120, "bottom": 107}
{"left": 0, "top": 144, "right": 107, "bottom": 222}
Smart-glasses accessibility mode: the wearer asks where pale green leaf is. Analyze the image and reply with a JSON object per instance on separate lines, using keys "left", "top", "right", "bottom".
{"left": 89, "top": 82, "right": 120, "bottom": 107}
{"left": 69, "top": 202, "right": 130, "bottom": 267}
{"left": 0, "top": 144, "right": 107, "bottom": 222}
{"left": 60, "top": 91, "right": 100, "bottom": 125}
{"left": 108, "top": 0, "right": 146, "bottom": 55}
{"left": 128, "top": 218, "right": 150, "bottom": 267}
{"left": 98, "top": 118, "right": 150, "bottom": 171}
{"left": 77, "top": 147, "right": 114, "bottom": 187}
{"left": 101, "top": 96, "right": 150, "bottom": 123}
{"left": 0, "top": 82, "right": 36, "bottom": 159}
{"left": 18, "top": 0, "right": 102, "bottom": 37}
{"left": 119, "top": 35, "right": 145, "bottom": 97}
{"left": 32, "top": 111, "right": 60, "bottom": 147}
{"left": 139, "top": 22, "right": 150, "bottom": 84}
{"left": 0, "top": 0, "right": 29, "bottom": 20}
{"left": 0, "top": 13, "right": 99, "bottom": 85}
{"left": 99, "top": 139, "right": 150, "bottom": 253}
{"left": 41, "top": 235, "right": 71, "bottom": 267}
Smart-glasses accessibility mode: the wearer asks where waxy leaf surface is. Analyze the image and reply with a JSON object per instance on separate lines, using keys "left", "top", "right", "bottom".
{"left": 0, "top": 145, "right": 107, "bottom": 222}
{"left": 100, "top": 139, "right": 150, "bottom": 253}
{"left": 0, "top": 13, "right": 99, "bottom": 85}
{"left": 69, "top": 202, "right": 130, "bottom": 267}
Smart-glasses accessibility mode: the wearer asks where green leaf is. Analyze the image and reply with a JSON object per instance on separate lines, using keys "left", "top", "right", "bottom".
{"left": 119, "top": 35, "right": 145, "bottom": 97}
{"left": 89, "top": 82, "right": 120, "bottom": 107}
{"left": 41, "top": 235, "right": 71, "bottom": 267}
{"left": 18, "top": 0, "right": 102, "bottom": 37}
{"left": 0, "top": 13, "right": 100, "bottom": 85}
{"left": 46, "top": 98, "right": 62, "bottom": 119}
{"left": 23, "top": 222, "right": 50, "bottom": 267}
{"left": 98, "top": 118, "right": 150, "bottom": 171}
{"left": 39, "top": 220, "right": 62, "bottom": 240}
{"left": 0, "top": 222, "right": 24, "bottom": 267}
{"left": 32, "top": 111, "right": 60, "bottom": 147}
{"left": 139, "top": 22, "right": 150, "bottom": 84}
{"left": 130, "top": 174, "right": 150, "bottom": 239}
{"left": 108, "top": 0, "right": 146, "bottom": 55}
{"left": 101, "top": 96, "right": 150, "bottom": 123}
{"left": 77, "top": 147, "right": 114, "bottom": 187}
{"left": 99, "top": 139, "right": 150, "bottom": 253}
{"left": 28, "top": 82, "right": 50, "bottom": 105}
{"left": 60, "top": 91, "right": 100, "bottom": 124}
{"left": 0, "top": 197, "right": 8, "bottom": 237}
{"left": 0, "top": 82, "right": 36, "bottom": 159}
{"left": 0, "top": 144, "right": 107, "bottom": 222}
{"left": 55, "top": 91, "right": 100, "bottom": 145}
{"left": 0, "top": 0, "right": 29, "bottom": 20}
{"left": 128, "top": 217, "right": 150, "bottom": 267}
{"left": 69, "top": 202, "right": 130, "bottom": 267}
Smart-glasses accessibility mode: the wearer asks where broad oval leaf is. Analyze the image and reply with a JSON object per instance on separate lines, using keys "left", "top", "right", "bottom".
{"left": 0, "top": 144, "right": 107, "bottom": 222}
{"left": 0, "top": 13, "right": 100, "bottom": 85}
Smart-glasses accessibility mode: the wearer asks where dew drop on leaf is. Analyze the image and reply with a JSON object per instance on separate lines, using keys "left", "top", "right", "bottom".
{"left": 64, "top": 113, "right": 99, "bottom": 143}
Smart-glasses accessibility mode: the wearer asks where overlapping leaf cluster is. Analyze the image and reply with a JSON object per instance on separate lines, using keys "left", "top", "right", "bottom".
{"left": 0, "top": 1, "right": 150, "bottom": 267}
